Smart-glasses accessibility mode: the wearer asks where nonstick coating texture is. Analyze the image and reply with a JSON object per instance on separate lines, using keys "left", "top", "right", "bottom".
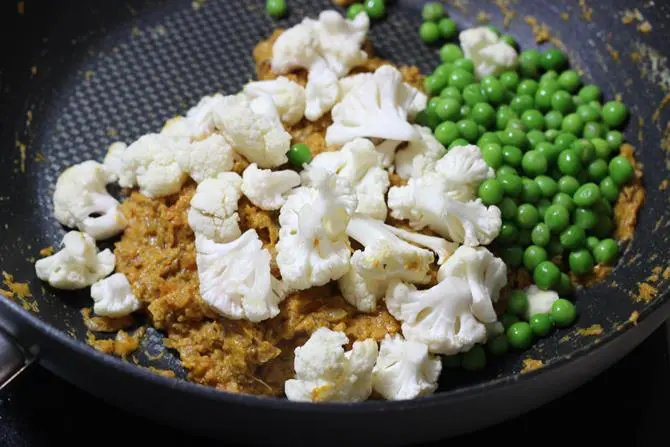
{"left": 1, "top": 0, "right": 670, "bottom": 420}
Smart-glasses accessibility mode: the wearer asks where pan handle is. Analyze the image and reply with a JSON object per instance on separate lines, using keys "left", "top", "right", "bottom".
{"left": 0, "top": 328, "right": 31, "bottom": 391}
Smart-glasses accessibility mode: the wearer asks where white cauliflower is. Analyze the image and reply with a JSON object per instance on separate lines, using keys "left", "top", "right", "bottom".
{"left": 524, "top": 285, "right": 559, "bottom": 320}
{"left": 372, "top": 334, "right": 442, "bottom": 401}
{"left": 338, "top": 72, "right": 428, "bottom": 120}
{"left": 178, "top": 93, "right": 227, "bottom": 139}
{"left": 212, "top": 94, "right": 290, "bottom": 168}
{"left": 161, "top": 116, "right": 192, "bottom": 137}
{"left": 271, "top": 10, "right": 370, "bottom": 121}
{"left": 459, "top": 27, "right": 518, "bottom": 79}
{"left": 385, "top": 278, "right": 488, "bottom": 355}
{"left": 437, "top": 246, "right": 507, "bottom": 324}
{"left": 375, "top": 139, "right": 403, "bottom": 168}
{"left": 119, "top": 133, "right": 190, "bottom": 198}
{"left": 196, "top": 230, "right": 287, "bottom": 322}
{"left": 388, "top": 174, "right": 501, "bottom": 246}
{"left": 90, "top": 273, "right": 141, "bottom": 318}
{"left": 35, "top": 231, "right": 115, "bottom": 290}
{"left": 244, "top": 77, "right": 306, "bottom": 126}
{"left": 303, "top": 138, "right": 389, "bottom": 219}
{"left": 176, "top": 134, "right": 234, "bottom": 183}
{"left": 276, "top": 167, "right": 356, "bottom": 290}
{"left": 394, "top": 126, "right": 446, "bottom": 179}
{"left": 241, "top": 163, "right": 301, "bottom": 210}
{"left": 326, "top": 65, "right": 419, "bottom": 146}
{"left": 188, "top": 172, "right": 243, "bottom": 243}
{"left": 284, "top": 328, "right": 378, "bottom": 402}
{"left": 53, "top": 161, "right": 128, "bottom": 241}
{"left": 103, "top": 142, "right": 127, "bottom": 182}
{"left": 434, "top": 145, "right": 494, "bottom": 201}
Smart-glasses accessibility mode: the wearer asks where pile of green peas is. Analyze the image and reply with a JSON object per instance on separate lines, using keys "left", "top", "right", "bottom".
{"left": 417, "top": 3, "right": 458, "bottom": 44}
{"left": 418, "top": 38, "right": 636, "bottom": 371}
{"left": 346, "top": 0, "right": 386, "bottom": 21}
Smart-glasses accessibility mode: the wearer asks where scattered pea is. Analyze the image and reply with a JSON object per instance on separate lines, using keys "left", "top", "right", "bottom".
{"left": 438, "top": 18, "right": 458, "bottom": 39}
{"left": 609, "top": 156, "right": 634, "bottom": 185}
{"left": 529, "top": 313, "right": 554, "bottom": 336}
{"left": 544, "top": 204, "right": 570, "bottom": 232}
{"left": 347, "top": 3, "right": 365, "bottom": 19}
{"left": 419, "top": 22, "right": 441, "bottom": 43}
{"left": 422, "top": 2, "right": 445, "bottom": 21}
{"left": 507, "top": 322, "right": 533, "bottom": 350}
{"left": 478, "top": 178, "right": 504, "bottom": 205}
{"left": 568, "top": 249, "right": 595, "bottom": 275}
{"left": 524, "top": 245, "right": 548, "bottom": 271}
{"left": 266, "top": 0, "right": 287, "bottom": 18}
{"left": 364, "top": 0, "right": 386, "bottom": 18}
{"left": 551, "top": 299, "right": 577, "bottom": 327}
{"left": 534, "top": 260, "right": 561, "bottom": 290}
{"left": 593, "top": 239, "right": 619, "bottom": 265}
{"left": 288, "top": 143, "right": 312, "bottom": 166}
{"left": 574, "top": 207, "right": 597, "bottom": 230}
{"left": 441, "top": 43, "right": 465, "bottom": 63}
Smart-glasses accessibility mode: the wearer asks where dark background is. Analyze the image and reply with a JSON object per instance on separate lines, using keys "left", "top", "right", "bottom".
{"left": 1, "top": 323, "right": 668, "bottom": 446}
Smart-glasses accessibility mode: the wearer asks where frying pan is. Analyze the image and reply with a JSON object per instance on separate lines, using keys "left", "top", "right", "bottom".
{"left": 1, "top": 0, "right": 669, "bottom": 444}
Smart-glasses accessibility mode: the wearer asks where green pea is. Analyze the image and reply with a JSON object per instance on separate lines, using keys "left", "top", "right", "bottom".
{"left": 519, "top": 49, "right": 541, "bottom": 78}
{"left": 482, "top": 79, "right": 505, "bottom": 104}
{"left": 441, "top": 43, "right": 465, "bottom": 63}
{"left": 288, "top": 143, "right": 312, "bottom": 167}
{"left": 541, "top": 48, "right": 567, "bottom": 71}
{"left": 460, "top": 104, "right": 472, "bottom": 118}
{"left": 530, "top": 313, "right": 554, "bottom": 336}
{"left": 551, "top": 90, "right": 575, "bottom": 114}
{"left": 531, "top": 222, "right": 551, "bottom": 246}
{"left": 462, "top": 84, "right": 485, "bottom": 106}
{"left": 508, "top": 289, "right": 529, "bottom": 316}
{"left": 478, "top": 178, "right": 504, "bottom": 205}
{"left": 520, "top": 151, "right": 547, "bottom": 177}
{"left": 574, "top": 207, "right": 597, "bottom": 230}
{"left": 602, "top": 101, "right": 629, "bottom": 128}
{"left": 558, "top": 175, "right": 580, "bottom": 195}
{"left": 573, "top": 183, "right": 601, "bottom": 207}
{"left": 364, "top": 0, "right": 386, "bottom": 18}
{"left": 593, "top": 238, "right": 619, "bottom": 265}
{"left": 501, "top": 34, "right": 517, "bottom": 48}
{"left": 535, "top": 142, "right": 561, "bottom": 164}
{"left": 521, "top": 110, "right": 545, "bottom": 131}
{"left": 557, "top": 149, "right": 582, "bottom": 176}
{"left": 609, "top": 156, "right": 634, "bottom": 185}
{"left": 606, "top": 130, "right": 623, "bottom": 150}
{"left": 545, "top": 129, "right": 560, "bottom": 142}
{"left": 478, "top": 131, "right": 501, "bottom": 146}
{"left": 517, "top": 203, "right": 540, "bottom": 229}
{"left": 440, "top": 85, "right": 461, "bottom": 100}
{"left": 500, "top": 128, "right": 527, "bottom": 148}
{"left": 526, "top": 129, "right": 547, "bottom": 148}
{"left": 471, "top": 103, "right": 496, "bottom": 128}
{"left": 562, "top": 113, "right": 584, "bottom": 135}
{"left": 554, "top": 132, "right": 578, "bottom": 150}
{"left": 507, "top": 322, "right": 534, "bottom": 350}
{"left": 435, "top": 121, "right": 460, "bottom": 146}
{"left": 498, "top": 222, "right": 519, "bottom": 245}
{"left": 553, "top": 192, "right": 575, "bottom": 212}
{"left": 435, "top": 98, "right": 461, "bottom": 122}
{"left": 508, "top": 95, "right": 532, "bottom": 115}
{"left": 544, "top": 110, "right": 564, "bottom": 130}
{"left": 419, "top": 22, "right": 441, "bottom": 43}
{"left": 599, "top": 177, "right": 620, "bottom": 202}
{"left": 497, "top": 165, "right": 518, "bottom": 177}
{"left": 540, "top": 71, "right": 559, "bottom": 86}
{"left": 415, "top": 109, "right": 441, "bottom": 130}
{"left": 461, "top": 345, "right": 486, "bottom": 371}
{"left": 537, "top": 199, "right": 551, "bottom": 219}
{"left": 496, "top": 106, "right": 518, "bottom": 130}
{"left": 448, "top": 138, "right": 470, "bottom": 150}
{"left": 500, "top": 197, "right": 518, "bottom": 219}
{"left": 586, "top": 236, "right": 600, "bottom": 251}
{"left": 347, "top": 3, "right": 365, "bottom": 19}
{"left": 576, "top": 104, "right": 600, "bottom": 122}
{"left": 558, "top": 70, "right": 581, "bottom": 92}
{"left": 556, "top": 272, "right": 574, "bottom": 296}
{"left": 578, "top": 84, "right": 601, "bottom": 103}
{"left": 480, "top": 143, "right": 502, "bottom": 169}
{"left": 592, "top": 214, "right": 613, "bottom": 238}
{"left": 424, "top": 75, "right": 448, "bottom": 96}
{"left": 560, "top": 225, "right": 586, "bottom": 250}
{"left": 438, "top": 18, "right": 458, "bottom": 39}
{"left": 587, "top": 159, "right": 609, "bottom": 181}
{"left": 569, "top": 249, "right": 595, "bottom": 275}
{"left": 498, "top": 173, "right": 523, "bottom": 197}
{"left": 572, "top": 139, "right": 596, "bottom": 164}
{"left": 534, "top": 175, "right": 557, "bottom": 197}
{"left": 501, "top": 246, "right": 524, "bottom": 268}
{"left": 266, "top": 0, "right": 287, "bottom": 18}
{"left": 592, "top": 138, "right": 612, "bottom": 159}
{"left": 534, "top": 260, "right": 561, "bottom": 290}
{"left": 487, "top": 335, "right": 509, "bottom": 356}
{"left": 535, "top": 87, "right": 556, "bottom": 112}
{"left": 501, "top": 145, "right": 522, "bottom": 167}
{"left": 500, "top": 71, "right": 520, "bottom": 91}
{"left": 583, "top": 121, "right": 603, "bottom": 140}
{"left": 422, "top": 2, "right": 445, "bottom": 21}
{"left": 551, "top": 299, "right": 576, "bottom": 327}
{"left": 457, "top": 119, "right": 480, "bottom": 142}
{"left": 524, "top": 245, "right": 548, "bottom": 271}
{"left": 506, "top": 119, "right": 527, "bottom": 132}
{"left": 544, "top": 204, "right": 570, "bottom": 232}
{"left": 521, "top": 177, "right": 542, "bottom": 203}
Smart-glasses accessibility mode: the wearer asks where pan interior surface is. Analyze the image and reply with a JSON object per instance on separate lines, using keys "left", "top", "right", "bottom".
{"left": 1, "top": 0, "right": 669, "bottom": 396}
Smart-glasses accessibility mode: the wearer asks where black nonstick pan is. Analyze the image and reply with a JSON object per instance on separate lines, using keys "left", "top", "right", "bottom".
{"left": 1, "top": 0, "right": 669, "bottom": 444}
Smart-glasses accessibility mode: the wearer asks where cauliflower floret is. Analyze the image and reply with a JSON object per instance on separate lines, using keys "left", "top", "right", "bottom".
{"left": 271, "top": 10, "right": 369, "bottom": 121}
{"left": 374, "top": 139, "right": 403, "bottom": 168}
{"left": 276, "top": 167, "right": 356, "bottom": 290}
{"left": 386, "top": 278, "right": 487, "bottom": 355}
{"left": 196, "top": 230, "right": 287, "bottom": 322}
{"left": 338, "top": 72, "right": 428, "bottom": 120}
{"left": 176, "top": 134, "right": 234, "bottom": 183}
{"left": 175, "top": 93, "right": 227, "bottom": 139}
{"left": 212, "top": 94, "right": 290, "bottom": 168}
{"left": 434, "top": 145, "right": 494, "bottom": 201}
{"left": 90, "top": 273, "right": 141, "bottom": 318}
{"left": 53, "top": 161, "right": 128, "bottom": 241}
{"left": 241, "top": 163, "right": 301, "bottom": 210}
{"left": 372, "top": 334, "right": 442, "bottom": 401}
{"left": 325, "top": 65, "right": 419, "bottom": 146}
{"left": 459, "top": 27, "right": 518, "bottom": 79}
{"left": 303, "top": 138, "right": 389, "bottom": 219}
{"left": 388, "top": 174, "right": 501, "bottom": 246}
{"left": 188, "top": 172, "right": 243, "bottom": 243}
{"left": 119, "top": 133, "right": 190, "bottom": 198}
{"left": 394, "top": 125, "right": 446, "bottom": 179}
{"left": 35, "top": 231, "right": 115, "bottom": 290}
{"left": 161, "top": 116, "right": 192, "bottom": 137}
{"left": 285, "top": 327, "right": 378, "bottom": 402}
{"left": 385, "top": 225, "right": 457, "bottom": 265}
{"left": 243, "top": 77, "right": 306, "bottom": 126}
{"left": 437, "top": 246, "right": 507, "bottom": 324}
{"left": 524, "top": 285, "right": 559, "bottom": 320}
{"left": 103, "top": 142, "right": 127, "bottom": 182}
